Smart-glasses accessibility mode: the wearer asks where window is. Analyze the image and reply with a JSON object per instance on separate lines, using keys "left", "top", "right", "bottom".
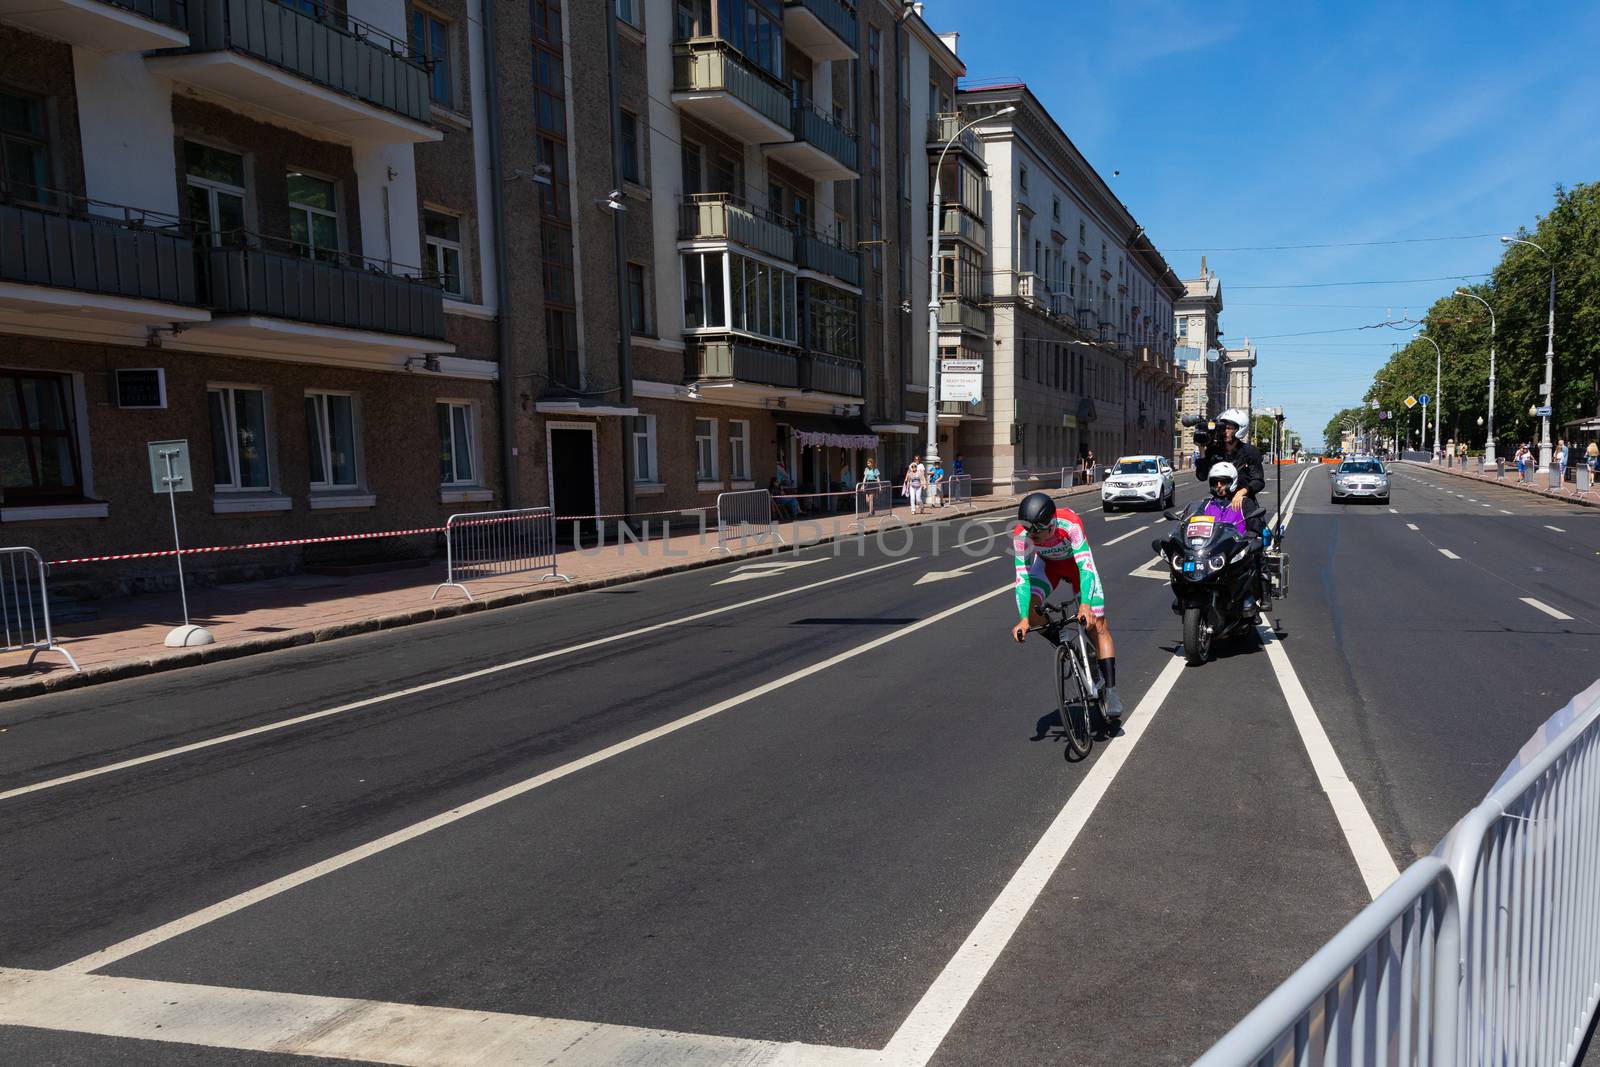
{"left": 1052, "top": 198, "right": 1061, "bottom": 222}
{"left": 305, "top": 392, "right": 359, "bottom": 491}
{"left": 808, "top": 283, "right": 857, "bottom": 359}
{"left": 619, "top": 110, "right": 640, "bottom": 185}
{"left": 728, "top": 419, "right": 750, "bottom": 481}
{"left": 616, "top": 0, "right": 643, "bottom": 29}
{"left": 681, "top": 252, "right": 795, "bottom": 343}
{"left": 0, "top": 92, "right": 50, "bottom": 203}
{"left": 631, "top": 415, "right": 657, "bottom": 482}
{"left": 437, "top": 401, "right": 476, "bottom": 485}
{"left": 1079, "top": 220, "right": 1086, "bottom": 243}
{"left": 675, "top": 0, "right": 705, "bottom": 39}
{"left": 424, "top": 209, "right": 464, "bottom": 298}
{"left": 0, "top": 372, "right": 81, "bottom": 500}
{"left": 409, "top": 7, "right": 452, "bottom": 107}
{"left": 287, "top": 172, "right": 339, "bottom": 262}
{"left": 184, "top": 142, "right": 246, "bottom": 245}
{"left": 208, "top": 386, "right": 271, "bottom": 490}
{"left": 1018, "top": 164, "right": 1028, "bottom": 192}
{"left": 695, "top": 417, "right": 717, "bottom": 481}
{"left": 627, "top": 262, "right": 650, "bottom": 334}
{"left": 1177, "top": 317, "right": 1188, "bottom": 338}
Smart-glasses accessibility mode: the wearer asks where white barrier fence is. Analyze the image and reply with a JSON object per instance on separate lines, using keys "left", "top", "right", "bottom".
{"left": 1198, "top": 679, "right": 1600, "bottom": 1066}
{"left": 1, "top": 546, "right": 78, "bottom": 671}
{"left": 713, "top": 489, "right": 787, "bottom": 554}
{"left": 946, "top": 474, "right": 974, "bottom": 511}
{"left": 432, "top": 508, "right": 570, "bottom": 601}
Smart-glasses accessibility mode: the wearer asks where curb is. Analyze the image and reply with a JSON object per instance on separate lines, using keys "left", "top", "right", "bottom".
{"left": 0, "top": 486, "right": 1099, "bottom": 702}
{"left": 1400, "top": 461, "right": 1600, "bottom": 509}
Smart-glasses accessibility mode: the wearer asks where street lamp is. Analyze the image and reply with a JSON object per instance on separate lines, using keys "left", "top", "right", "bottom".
{"left": 925, "top": 104, "right": 1015, "bottom": 468}
{"left": 1501, "top": 235, "right": 1556, "bottom": 471}
{"left": 1454, "top": 289, "right": 1497, "bottom": 465}
{"left": 1413, "top": 331, "right": 1442, "bottom": 454}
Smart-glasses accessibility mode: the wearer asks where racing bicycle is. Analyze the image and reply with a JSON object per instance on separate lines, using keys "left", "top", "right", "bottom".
{"left": 1039, "top": 600, "right": 1101, "bottom": 761}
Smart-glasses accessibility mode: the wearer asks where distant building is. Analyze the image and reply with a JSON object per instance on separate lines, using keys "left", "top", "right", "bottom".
{"left": 1175, "top": 259, "right": 1226, "bottom": 423}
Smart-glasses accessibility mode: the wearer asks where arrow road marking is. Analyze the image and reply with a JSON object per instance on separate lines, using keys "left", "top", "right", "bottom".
{"left": 1129, "top": 555, "right": 1168, "bottom": 581}
{"left": 712, "top": 560, "right": 824, "bottom": 585}
{"left": 914, "top": 557, "right": 997, "bottom": 585}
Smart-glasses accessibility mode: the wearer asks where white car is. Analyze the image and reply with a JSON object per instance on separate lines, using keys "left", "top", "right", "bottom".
{"left": 1101, "top": 455, "right": 1175, "bottom": 512}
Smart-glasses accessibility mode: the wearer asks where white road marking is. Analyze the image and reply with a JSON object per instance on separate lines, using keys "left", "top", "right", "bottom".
{"left": 711, "top": 560, "right": 825, "bottom": 585}
{"left": 58, "top": 583, "right": 1017, "bottom": 975}
{"left": 1103, "top": 522, "right": 1153, "bottom": 547}
{"left": 0, "top": 968, "right": 876, "bottom": 1067}
{"left": 881, "top": 654, "right": 1188, "bottom": 1066}
{"left": 1388, "top": 507, "right": 1399, "bottom": 513}
{"left": 1102, "top": 511, "right": 1136, "bottom": 522}
{"left": 1439, "top": 549, "right": 1461, "bottom": 560}
{"left": 1257, "top": 622, "right": 1400, "bottom": 900}
{"left": 914, "top": 558, "right": 997, "bottom": 585}
{"left": 1468, "top": 498, "right": 1478, "bottom": 502}
{"left": 1500, "top": 510, "right": 1515, "bottom": 515}
{"left": 1, "top": 542, "right": 992, "bottom": 804}
{"left": 1128, "top": 555, "right": 1168, "bottom": 581}
{"left": 1406, "top": 523, "right": 1419, "bottom": 531}
{"left": 1546, "top": 525, "right": 1566, "bottom": 533}
{"left": 1521, "top": 597, "right": 1574, "bottom": 621}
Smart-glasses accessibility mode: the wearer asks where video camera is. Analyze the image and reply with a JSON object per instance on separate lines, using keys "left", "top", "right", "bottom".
{"left": 1182, "top": 414, "right": 1215, "bottom": 448}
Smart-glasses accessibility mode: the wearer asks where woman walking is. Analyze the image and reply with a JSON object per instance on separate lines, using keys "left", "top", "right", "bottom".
{"left": 904, "top": 455, "right": 926, "bottom": 515}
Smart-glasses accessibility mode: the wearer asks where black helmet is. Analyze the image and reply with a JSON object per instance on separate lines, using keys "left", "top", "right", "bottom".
{"left": 1019, "top": 492, "right": 1056, "bottom": 534}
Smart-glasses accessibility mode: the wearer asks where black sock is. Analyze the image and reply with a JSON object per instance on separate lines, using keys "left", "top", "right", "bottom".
{"left": 1100, "top": 657, "right": 1116, "bottom": 689}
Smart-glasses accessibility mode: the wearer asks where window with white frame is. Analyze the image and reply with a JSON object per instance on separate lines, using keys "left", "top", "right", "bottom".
{"left": 437, "top": 401, "right": 476, "bottom": 485}
{"left": 616, "top": 0, "right": 643, "bottom": 29}
{"left": 681, "top": 252, "right": 796, "bottom": 343}
{"left": 728, "top": 419, "right": 750, "bottom": 481}
{"left": 305, "top": 392, "right": 360, "bottom": 490}
{"left": 631, "top": 414, "right": 657, "bottom": 482}
{"left": 424, "top": 209, "right": 465, "bottom": 298}
{"left": 695, "top": 418, "right": 717, "bottom": 481}
{"left": 208, "top": 386, "right": 272, "bottom": 490}
{"left": 184, "top": 142, "right": 246, "bottom": 245}
{"left": 287, "top": 171, "right": 340, "bottom": 263}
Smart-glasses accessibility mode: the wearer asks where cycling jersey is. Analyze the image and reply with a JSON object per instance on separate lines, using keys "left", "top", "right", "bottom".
{"left": 1013, "top": 510, "right": 1105, "bottom": 620}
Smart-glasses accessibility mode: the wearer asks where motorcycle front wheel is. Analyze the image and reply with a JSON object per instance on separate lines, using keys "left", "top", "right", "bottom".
{"left": 1183, "top": 605, "right": 1211, "bottom": 666}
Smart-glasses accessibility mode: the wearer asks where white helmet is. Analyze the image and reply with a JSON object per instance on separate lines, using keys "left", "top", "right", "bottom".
{"left": 1217, "top": 408, "right": 1249, "bottom": 436}
{"left": 1207, "top": 461, "right": 1239, "bottom": 493}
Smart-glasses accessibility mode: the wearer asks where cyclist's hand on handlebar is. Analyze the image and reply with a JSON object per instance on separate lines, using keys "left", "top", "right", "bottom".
{"left": 1078, "top": 605, "right": 1095, "bottom": 628}
{"left": 1011, "top": 617, "right": 1030, "bottom": 643}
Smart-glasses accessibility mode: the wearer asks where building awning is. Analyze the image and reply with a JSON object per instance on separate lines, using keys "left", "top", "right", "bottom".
{"left": 535, "top": 399, "right": 640, "bottom": 417}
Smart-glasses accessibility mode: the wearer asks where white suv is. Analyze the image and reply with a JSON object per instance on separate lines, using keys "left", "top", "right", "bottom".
{"left": 1101, "top": 455, "right": 1176, "bottom": 512}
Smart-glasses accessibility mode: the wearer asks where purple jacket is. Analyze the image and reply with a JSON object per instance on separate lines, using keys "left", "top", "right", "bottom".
{"left": 1201, "top": 498, "right": 1248, "bottom": 536}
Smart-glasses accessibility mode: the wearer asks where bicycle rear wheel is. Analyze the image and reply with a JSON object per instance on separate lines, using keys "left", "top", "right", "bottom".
{"left": 1056, "top": 641, "right": 1094, "bottom": 761}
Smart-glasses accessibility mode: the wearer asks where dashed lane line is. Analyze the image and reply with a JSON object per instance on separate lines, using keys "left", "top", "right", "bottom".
{"left": 1521, "top": 597, "right": 1574, "bottom": 621}
{"left": 1546, "top": 525, "right": 1566, "bottom": 533}
{"left": 1500, "top": 510, "right": 1515, "bottom": 515}
{"left": 1103, "top": 523, "right": 1154, "bottom": 547}
{"left": 1439, "top": 549, "right": 1461, "bottom": 560}
{"left": 1406, "top": 523, "right": 1419, "bottom": 531}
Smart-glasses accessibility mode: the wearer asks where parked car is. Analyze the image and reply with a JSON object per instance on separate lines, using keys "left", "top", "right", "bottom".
{"left": 1101, "top": 455, "right": 1176, "bottom": 512}
{"left": 1331, "top": 457, "right": 1390, "bottom": 504}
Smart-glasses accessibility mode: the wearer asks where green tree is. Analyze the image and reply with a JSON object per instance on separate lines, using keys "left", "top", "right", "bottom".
{"left": 1323, "top": 406, "right": 1372, "bottom": 451}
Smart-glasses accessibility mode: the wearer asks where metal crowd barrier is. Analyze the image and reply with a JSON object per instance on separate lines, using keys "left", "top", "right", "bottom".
{"left": 850, "top": 479, "right": 896, "bottom": 530}
{"left": 946, "top": 474, "right": 974, "bottom": 511}
{"left": 712, "top": 488, "right": 786, "bottom": 554}
{"left": 0, "top": 546, "right": 78, "bottom": 671}
{"left": 1198, "top": 679, "right": 1600, "bottom": 1066}
{"left": 432, "top": 507, "right": 570, "bottom": 601}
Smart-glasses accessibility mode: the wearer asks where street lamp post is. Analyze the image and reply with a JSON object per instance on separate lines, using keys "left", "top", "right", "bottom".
{"left": 925, "top": 105, "right": 1014, "bottom": 469}
{"left": 1454, "top": 289, "right": 1497, "bottom": 466}
{"left": 1501, "top": 236, "right": 1556, "bottom": 471}
{"left": 1413, "top": 332, "right": 1442, "bottom": 455}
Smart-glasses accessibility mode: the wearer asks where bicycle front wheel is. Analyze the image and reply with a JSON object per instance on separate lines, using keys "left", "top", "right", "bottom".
{"left": 1056, "top": 642, "right": 1094, "bottom": 761}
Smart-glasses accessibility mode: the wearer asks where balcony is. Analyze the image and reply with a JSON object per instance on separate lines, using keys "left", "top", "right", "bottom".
{"left": 0, "top": 0, "right": 188, "bottom": 51}
{"left": 185, "top": 234, "right": 451, "bottom": 359}
{"left": 803, "top": 354, "right": 862, "bottom": 399}
{"left": 939, "top": 298, "right": 987, "bottom": 335}
{"left": 672, "top": 41, "right": 793, "bottom": 144}
{"left": 679, "top": 194, "right": 795, "bottom": 263}
{"left": 782, "top": 0, "right": 855, "bottom": 61}
{"left": 0, "top": 187, "right": 207, "bottom": 331}
{"left": 148, "top": 0, "right": 437, "bottom": 144}
{"left": 766, "top": 103, "right": 858, "bottom": 181}
{"left": 940, "top": 206, "right": 985, "bottom": 248}
{"left": 927, "top": 113, "right": 982, "bottom": 161}
{"left": 796, "top": 228, "right": 859, "bottom": 287}
{"left": 687, "top": 339, "right": 800, "bottom": 390}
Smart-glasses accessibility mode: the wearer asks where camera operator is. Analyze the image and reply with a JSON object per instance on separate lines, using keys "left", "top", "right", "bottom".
{"left": 1192, "top": 409, "right": 1265, "bottom": 513}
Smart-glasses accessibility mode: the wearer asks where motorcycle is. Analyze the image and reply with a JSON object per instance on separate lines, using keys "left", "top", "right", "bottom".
{"left": 1152, "top": 503, "right": 1278, "bottom": 665}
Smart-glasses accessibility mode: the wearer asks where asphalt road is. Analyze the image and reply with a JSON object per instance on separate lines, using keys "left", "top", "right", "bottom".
{"left": 0, "top": 462, "right": 1593, "bottom": 1065}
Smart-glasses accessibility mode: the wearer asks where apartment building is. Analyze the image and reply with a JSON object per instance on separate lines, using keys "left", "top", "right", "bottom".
{"left": 957, "top": 83, "right": 1184, "bottom": 483}
{"left": 1224, "top": 339, "right": 1256, "bottom": 420}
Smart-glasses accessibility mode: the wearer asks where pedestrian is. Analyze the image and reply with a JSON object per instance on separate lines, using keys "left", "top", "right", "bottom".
{"left": 1515, "top": 443, "right": 1529, "bottom": 480}
{"left": 1558, "top": 439, "right": 1569, "bottom": 481}
{"left": 1085, "top": 449, "right": 1097, "bottom": 485}
{"left": 1588, "top": 440, "right": 1598, "bottom": 480}
{"left": 904, "top": 455, "right": 926, "bottom": 515}
{"left": 862, "top": 456, "right": 881, "bottom": 516}
{"left": 769, "top": 476, "right": 800, "bottom": 518}
{"left": 929, "top": 459, "right": 946, "bottom": 507}
{"left": 953, "top": 453, "right": 966, "bottom": 476}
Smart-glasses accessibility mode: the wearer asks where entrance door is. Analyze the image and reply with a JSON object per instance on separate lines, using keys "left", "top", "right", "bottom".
{"left": 550, "top": 426, "right": 597, "bottom": 545}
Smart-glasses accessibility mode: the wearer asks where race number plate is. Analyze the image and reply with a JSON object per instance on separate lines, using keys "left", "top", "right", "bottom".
{"left": 1184, "top": 515, "right": 1215, "bottom": 541}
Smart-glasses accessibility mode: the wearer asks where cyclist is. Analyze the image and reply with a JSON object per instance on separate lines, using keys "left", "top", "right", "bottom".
{"left": 1009, "top": 492, "right": 1122, "bottom": 724}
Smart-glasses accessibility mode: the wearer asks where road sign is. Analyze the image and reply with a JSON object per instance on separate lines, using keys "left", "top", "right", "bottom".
{"left": 939, "top": 359, "right": 983, "bottom": 403}
{"left": 1370, "top": 400, "right": 1380, "bottom": 410}
{"left": 1404, "top": 395, "right": 1418, "bottom": 410}
{"left": 1535, "top": 405, "right": 1553, "bottom": 417}
{"left": 147, "top": 439, "right": 192, "bottom": 493}
{"left": 1418, "top": 393, "right": 1430, "bottom": 406}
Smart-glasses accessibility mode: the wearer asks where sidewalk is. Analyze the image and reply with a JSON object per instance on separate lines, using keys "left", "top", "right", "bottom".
{"left": 0, "top": 485, "right": 1096, "bottom": 700}
{"left": 1404, "top": 458, "right": 1600, "bottom": 509}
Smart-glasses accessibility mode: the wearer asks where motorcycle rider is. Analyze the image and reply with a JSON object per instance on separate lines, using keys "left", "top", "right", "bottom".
{"left": 1194, "top": 408, "right": 1265, "bottom": 516}
{"left": 1200, "top": 462, "right": 1249, "bottom": 536}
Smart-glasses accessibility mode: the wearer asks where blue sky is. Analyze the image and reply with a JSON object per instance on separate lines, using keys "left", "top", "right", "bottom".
{"left": 928, "top": 0, "right": 1600, "bottom": 441}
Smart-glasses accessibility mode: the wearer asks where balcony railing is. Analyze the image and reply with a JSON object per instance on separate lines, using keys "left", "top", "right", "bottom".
{"left": 803, "top": 354, "right": 862, "bottom": 397}
{"left": 182, "top": 0, "right": 430, "bottom": 124}
{"left": 796, "top": 228, "right": 859, "bottom": 286}
{"left": 784, "top": 0, "right": 856, "bottom": 49}
{"left": 679, "top": 194, "right": 795, "bottom": 262}
{"left": 672, "top": 41, "right": 792, "bottom": 133}
{"left": 106, "top": 0, "right": 187, "bottom": 26}
{"left": 0, "top": 185, "right": 197, "bottom": 307}
{"left": 941, "top": 206, "right": 985, "bottom": 247}
{"left": 687, "top": 339, "right": 800, "bottom": 389}
{"left": 928, "top": 112, "right": 981, "bottom": 157}
{"left": 200, "top": 232, "right": 444, "bottom": 340}
{"left": 939, "top": 298, "right": 987, "bottom": 334}
{"left": 792, "top": 103, "right": 857, "bottom": 172}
